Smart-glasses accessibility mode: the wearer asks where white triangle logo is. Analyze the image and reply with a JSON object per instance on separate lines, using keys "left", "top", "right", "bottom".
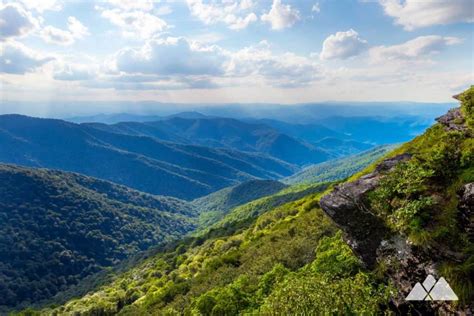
{"left": 429, "top": 277, "right": 458, "bottom": 301}
{"left": 406, "top": 275, "right": 458, "bottom": 301}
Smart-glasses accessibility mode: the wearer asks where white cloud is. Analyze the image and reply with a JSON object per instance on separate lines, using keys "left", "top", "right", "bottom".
{"left": 113, "top": 37, "right": 225, "bottom": 76}
{"left": 0, "top": 41, "right": 53, "bottom": 74}
{"left": 261, "top": 0, "right": 300, "bottom": 30}
{"left": 187, "top": 0, "right": 257, "bottom": 30}
{"left": 320, "top": 29, "right": 368, "bottom": 60}
{"left": 67, "top": 16, "right": 89, "bottom": 39}
{"left": 379, "top": 0, "right": 474, "bottom": 30}
{"left": 101, "top": 8, "right": 168, "bottom": 39}
{"left": 226, "top": 41, "right": 320, "bottom": 87}
{"left": 99, "top": 38, "right": 321, "bottom": 90}
{"left": 40, "top": 25, "right": 74, "bottom": 45}
{"left": 16, "top": 0, "right": 62, "bottom": 13}
{"left": 369, "top": 35, "right": 461, "bottom": 63}
{"left": 39, "top": 16, "right": 88, "bottom": 45}
{"left": 312, "top": 3, "right": 320, "bottom": 13}
{"left": 0, "top": 3, "right": 38, "bottom": 40}
{"left": 155, "top": 5, "right": 173, "bottom": 16}
{"left": 106, "top": 0, "right": 154, "bottom": 12}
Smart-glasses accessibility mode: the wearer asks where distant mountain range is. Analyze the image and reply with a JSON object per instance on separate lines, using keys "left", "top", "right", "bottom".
{"left": 83, "top": 117, "right": 334, "bottom": 165}
{"left": 4, "top": 100, "right": 453, "bottom": 123}
{"left": 0, "top": 115, "right": 296, "bottom": 199}
{"left": 72, "top": 111, "right": 434, "bottom": 145}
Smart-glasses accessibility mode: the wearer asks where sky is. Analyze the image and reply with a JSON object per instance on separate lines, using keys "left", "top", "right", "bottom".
{"left": 0, "top": 0, "right": 473, "bottom": 112}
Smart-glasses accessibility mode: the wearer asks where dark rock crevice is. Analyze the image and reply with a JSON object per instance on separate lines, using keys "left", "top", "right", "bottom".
{"left": 320, "top": 154, "right": 411, "bottom": 268}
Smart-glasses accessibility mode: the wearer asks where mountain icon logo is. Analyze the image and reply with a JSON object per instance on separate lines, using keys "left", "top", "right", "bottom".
{"left": 405, "top": 275, "right": 458, "bottom": 301}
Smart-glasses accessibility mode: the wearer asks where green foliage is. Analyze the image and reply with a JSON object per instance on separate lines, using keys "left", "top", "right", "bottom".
{"left": 260, "top": 271, "right": 390, "bottom": 315}
{"left": 459, "top": 85, "right": 473, "bottom": 128}
{"left": 193, "top": 180, "right": 288, "bottom": 228}
{"left": 259, "top": 233, "right": 391, "bottom": 314}
{"left": 36, "top": 181, "right": 395, "bottom": 315}
{"left": 310, "top": 232, "right": 360, "bottom": 278}
{"left": 193, "top": 276, "right": 255, "bottom": 315}
{"left": 368, "top": 123, "right": 469, "bottom": 242}
{"left": 0, "top": 164, "right": 196, "bottom": 310}
{"left": 440, "top": 252, "right": 474, "bottom": 305}
{"left": 38, "top": 186, "right": 347, "bottom": 315}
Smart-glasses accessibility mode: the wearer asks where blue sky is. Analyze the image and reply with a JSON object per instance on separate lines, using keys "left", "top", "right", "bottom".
{"left": 0, "top": 0, "right": 472, "bottom": 109}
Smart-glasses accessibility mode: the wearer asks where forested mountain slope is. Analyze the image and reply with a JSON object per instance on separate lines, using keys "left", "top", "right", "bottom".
{"left": 285, "top": 144, "right": 396, "bottom": 185}
{"left": 0, "top": 115, "right": 296, "bottom": 199}
{"left": 32, "top": 87, "right": 473, "bottom": 315}
{"left": 192, "top": 180, "right": 288, "bottom": 227}
{"left": 0, "top": 164, "right": 196, "bottom": 310}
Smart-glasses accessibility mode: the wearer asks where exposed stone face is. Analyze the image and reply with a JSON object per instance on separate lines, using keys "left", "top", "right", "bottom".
{"left": 319, "top": 153, "right": 411, "bottom": 268}
{"left": 436, "top": 107, "right": 467, "bottom": 132}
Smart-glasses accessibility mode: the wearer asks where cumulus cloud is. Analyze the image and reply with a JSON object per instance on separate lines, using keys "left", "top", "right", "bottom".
{"left": 98, "top": 38, "right": 321, "bottom": 90}
{"left": 226, "top": 41, "right": 320, "bottom": 87}
{"left": 369, "top": 35, "right": 461, "bottom": 63}
{"left": 187, "top": 0, "right": 257, "bottom": 30}
{"left": 379, "top": 0, "right": 474, "bottom": 30}
{"left": 113, "top": 37, "right": 225, "bottom": 76}
{"left": 261, "top": 0, "right": 300, "bottom": 30}
{"left": 0, "top": 41, "right": 53, "bottom": 74}
{"left": 0, "top": 3, "right": 38, "bottom": 40}
{"left": 320, "top": 29, "right": 368, "bottom": 60}
{"left": 100, "top": 9, "right": 168, "bottom": 39}
{"left": 40, "top": 16, "right": 88, "bottom": 45}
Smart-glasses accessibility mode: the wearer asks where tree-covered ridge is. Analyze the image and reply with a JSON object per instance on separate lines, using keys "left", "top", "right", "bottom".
{"left": 284, "top": 144, "right": 396, "bottom": 185}
{"left": 0, "top": 164, "right": 196, "bottom": 310}
{"left": 34, "top": 184, "right": 390, "bottom": 315}
{"left": 192, "top": 179, "right": 288, "bottom": 227}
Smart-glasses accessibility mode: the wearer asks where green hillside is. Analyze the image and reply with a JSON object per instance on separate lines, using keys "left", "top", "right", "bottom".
{"left": 193, "top": 179, "right": 288, "bottom": 227}
{"left": 284, "top": 144, "right": 397, "bottom": 185}
{"left": 36, "top": 183, "right": 390, "bottom": 315}
{"left": 0, "top": 164, "right": 196, "bottom": 310}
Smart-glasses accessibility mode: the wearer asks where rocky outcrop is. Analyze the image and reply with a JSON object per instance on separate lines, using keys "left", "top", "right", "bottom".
{"left": 320, "top": 154, "right": 411, "bottom": 268}
{"left": 319, "top": 154, "right": 468, "bottom": 313}
{"left": 436, "top": 107, "right": 468, "bottom": 132}
{"left": 459, "top": 183, "right": 474, "bottom": 241}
